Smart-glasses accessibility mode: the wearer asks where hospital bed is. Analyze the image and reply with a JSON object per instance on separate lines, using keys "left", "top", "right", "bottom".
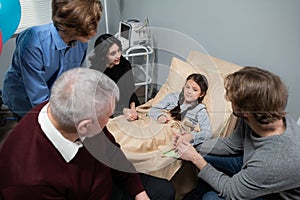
{"left": 107, "top": 50, "right": 242, "bottom": 199}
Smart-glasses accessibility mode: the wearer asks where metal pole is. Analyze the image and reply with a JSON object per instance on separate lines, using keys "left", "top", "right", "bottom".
{"left": 103, "top": 0, "right": 109, "bottom": 33}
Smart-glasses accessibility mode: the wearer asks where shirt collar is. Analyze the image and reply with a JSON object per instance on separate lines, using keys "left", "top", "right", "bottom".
{"left": 50, "top": 23, "right": 77, "bottom": 50}
{"left": 38, "top": 103, "right": 83, "bottom": 162}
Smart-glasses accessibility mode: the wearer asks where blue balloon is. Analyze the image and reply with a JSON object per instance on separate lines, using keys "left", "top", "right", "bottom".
{"left": 0, "top": 30, "right": 3, "bottom": 54}
{"left": 0, "top": 0, "right": 21, "bottom": 44}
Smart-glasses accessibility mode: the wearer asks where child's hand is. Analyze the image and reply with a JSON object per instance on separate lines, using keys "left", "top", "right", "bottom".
{"left": 123, "top": 108, "right": 138, "bottom": 121}
{"left": 157, "top": 115, "right": 169, "bottom": 124}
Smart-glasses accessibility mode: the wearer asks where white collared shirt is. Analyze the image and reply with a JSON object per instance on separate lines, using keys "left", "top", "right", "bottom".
{"left": 38, "top": 103, "right": 83, "bottom": 163}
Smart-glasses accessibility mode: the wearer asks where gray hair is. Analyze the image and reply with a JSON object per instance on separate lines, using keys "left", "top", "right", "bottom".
{"left": 49, "top": 68, "right": 119, "bottom": 131}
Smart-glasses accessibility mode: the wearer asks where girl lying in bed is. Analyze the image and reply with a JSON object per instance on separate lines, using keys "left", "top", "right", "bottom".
{"left": 148, "top": 73, "right": 212, "bottom": 146}
{"left": 106, "top": 73, "right": 212, "bottom": 180}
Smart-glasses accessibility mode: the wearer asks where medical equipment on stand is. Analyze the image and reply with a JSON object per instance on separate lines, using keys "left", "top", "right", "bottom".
{"left": 116, "top": 18, "right": 152, "bottom": 50}
{"left": 123, "top": 45, "right": 153, "bottom": 103}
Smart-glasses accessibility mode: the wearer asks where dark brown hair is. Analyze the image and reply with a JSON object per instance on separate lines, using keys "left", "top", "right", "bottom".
{"left": 89, "top": 34, "right": 122, "bottom": 71}
{"left": 52, "top": 0, "right": 102, "bottom": 38}
{"left": 170, "top": 73, "right": 208, "bottom": 121}
{"left": 225, "top": 66, "right": 288, "bottom": 124}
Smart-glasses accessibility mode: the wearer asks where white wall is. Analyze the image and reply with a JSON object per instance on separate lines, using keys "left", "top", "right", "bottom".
{"left": 120, "top": 0, "right": 300, "bottom": 120}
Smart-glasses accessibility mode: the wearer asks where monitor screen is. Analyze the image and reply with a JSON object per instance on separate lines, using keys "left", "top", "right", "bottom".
{"left": 120, "top": 22, "right": 131, "bottom": 40}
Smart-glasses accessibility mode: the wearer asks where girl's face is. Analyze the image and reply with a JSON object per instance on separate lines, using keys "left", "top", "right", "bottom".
{"left": 183, "top": 79, "right": 203, "bottom": 104}
{"left": 106, "top": 43, "right": 121, "bottom": 68}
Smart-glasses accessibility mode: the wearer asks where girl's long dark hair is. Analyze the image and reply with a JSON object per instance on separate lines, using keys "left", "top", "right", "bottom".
{"left": 170, "top": 73, "right": 208, "bottom": 121}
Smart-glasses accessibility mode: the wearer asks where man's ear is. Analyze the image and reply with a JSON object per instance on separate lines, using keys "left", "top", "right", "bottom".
{"left": 77, "top": 119, "right": 93, "bottom": 136}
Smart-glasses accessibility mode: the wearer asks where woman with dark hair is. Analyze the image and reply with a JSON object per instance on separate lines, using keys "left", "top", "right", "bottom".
{"left": 90, "top": 34, "right": 175, "bottom": 200}
{"left": 149, "top": 73, "right": 212, "bottom": 146}
{"left": 89, "top": 33, "right": 140, "bottom": 121}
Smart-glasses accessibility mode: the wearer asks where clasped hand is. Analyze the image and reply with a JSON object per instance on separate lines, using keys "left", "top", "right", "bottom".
{"left": 173, "top": 132, "right": 203, "bottom": 163}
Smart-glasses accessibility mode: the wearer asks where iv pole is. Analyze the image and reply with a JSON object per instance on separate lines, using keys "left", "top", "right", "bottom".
{"left": 103, "top": 0, "right": 109, "bottom": 33}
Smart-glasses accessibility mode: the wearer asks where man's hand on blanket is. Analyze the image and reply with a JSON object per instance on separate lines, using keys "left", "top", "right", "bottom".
{"left": 173, "top": 132, "right": 194, "bottom": 148}
{"left": 175, "top": 141, "right": 208, "bottom": 170}
{"left": 123, "top": 103, "right": 138, "bottom": 121}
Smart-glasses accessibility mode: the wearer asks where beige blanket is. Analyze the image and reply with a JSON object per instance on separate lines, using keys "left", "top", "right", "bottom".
{"left": 107, "top": 51, "right": 242, "bottom": 180}
{"left": 107, "top": 102, "right": 182, "bottom": 180}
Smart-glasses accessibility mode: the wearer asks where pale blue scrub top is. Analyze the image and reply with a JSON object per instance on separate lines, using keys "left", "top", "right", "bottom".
{"left": 2, "top": 23, "right": 87, "bottom": 117}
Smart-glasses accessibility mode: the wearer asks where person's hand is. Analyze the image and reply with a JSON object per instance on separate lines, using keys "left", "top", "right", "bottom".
{"left": 157, "top": 115, "right": 169, "bottom": 124}
{"left": 135, "top": 191, "right": 150, "bottom": 200}
{"left": 175, "top": 140, "right": 197, "bottom": 161}
{"left": 123, "top": 103, "right": 138, "bottom": 121}
{"left": 175, "top": 141, "right": 207, "bottom": 170}
{"left": 173, "top": 132, "right": 193, "bottom": 147}
{"left": 123, "top": 108, "right": 138, "bottom": 121}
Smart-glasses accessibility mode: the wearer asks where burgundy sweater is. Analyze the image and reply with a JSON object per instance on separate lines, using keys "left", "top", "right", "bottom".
{"left": 0, "top": 103, "right": 144, "bottom": 199}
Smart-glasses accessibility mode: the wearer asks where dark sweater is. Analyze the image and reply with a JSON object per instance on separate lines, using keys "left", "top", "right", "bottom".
{"left": 0, "top": 102, "right": 144, "bottom": 200}
{"left": 92, "top": 56, "right": 140, "bottom": 116}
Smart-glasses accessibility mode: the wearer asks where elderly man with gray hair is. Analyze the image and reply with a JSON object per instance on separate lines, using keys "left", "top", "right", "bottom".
{"left": 0, "top": 68, "right": 151, "bottom": 200}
